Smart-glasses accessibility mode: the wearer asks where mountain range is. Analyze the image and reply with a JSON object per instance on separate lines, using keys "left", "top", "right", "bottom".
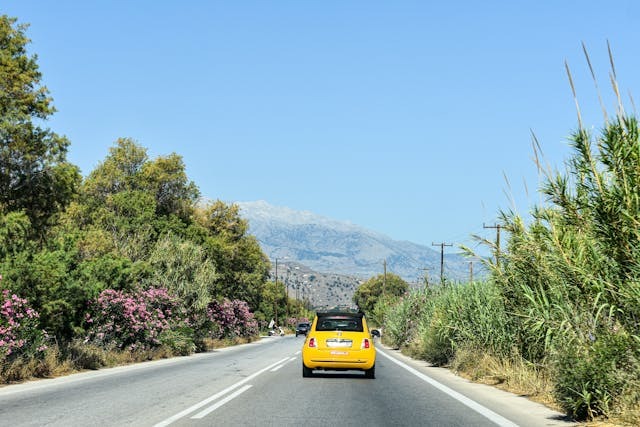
{"left": 236, "top": 200, "right": 486, "bottom": 286}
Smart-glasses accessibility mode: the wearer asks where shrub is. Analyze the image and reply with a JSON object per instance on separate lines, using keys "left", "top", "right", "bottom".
{"left": 0, "top": 286, "right": 48, "bottom": 362}
{"left": 207, "top": 299, "right": 258, "bottom": 339}
{"left": 383, "top": 292, "right": 425, "bottom": 349}
{"left": 84, "top": 287, "right": 185, "bottom": 351}
{"left": 553, "top": 329, "right": 640, "bottom": 420}
{"left": 412, "top": 282, "right": 515, "bottom": 366}
{"left": 159, "top": 326, "right": 196, "bottom": 356}
{"left": 66, "top": 340, "right": 107, "bottom": 370}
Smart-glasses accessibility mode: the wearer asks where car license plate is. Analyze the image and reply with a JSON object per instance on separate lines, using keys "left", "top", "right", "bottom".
{"left": 330, "top": 350, "right": 348, "bottom": 355}
{"left": 326, "top": 339, "right": 352, "bottom": 348}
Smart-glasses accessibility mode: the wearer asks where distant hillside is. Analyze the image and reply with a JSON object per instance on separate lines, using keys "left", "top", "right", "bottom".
{"left": 236, "top": 200, "right": 486, "bottom": 285}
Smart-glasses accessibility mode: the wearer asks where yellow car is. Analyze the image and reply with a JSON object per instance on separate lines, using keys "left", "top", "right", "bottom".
{"left": 302, "top": 310, "right": 379, "bottom": 378}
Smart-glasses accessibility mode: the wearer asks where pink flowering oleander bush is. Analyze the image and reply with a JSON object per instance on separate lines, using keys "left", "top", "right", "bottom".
{"left": 0, "top": 287, "right": 48, "bottom": 362}
{"left": 207, "top": 299, "right": 258, "bottom": 339}
{"left": 84, "top": 287, "right": 186, "bottom": 351}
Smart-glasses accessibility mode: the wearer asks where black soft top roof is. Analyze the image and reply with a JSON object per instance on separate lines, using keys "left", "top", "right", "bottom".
{"left": 316, "top": 310, "right": 364, "bottom": 319}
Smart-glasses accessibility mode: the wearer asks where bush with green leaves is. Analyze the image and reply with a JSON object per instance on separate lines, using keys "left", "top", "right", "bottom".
{"left": 382, "top": 291, "right": 426, "bottom": 349}
{"left": 410, "top": 282, "right": 515, "bottom": 366}
{"left": 0, "top": 282, "right": 48, "bottom": 362}
{"left": 493, "top": 112, "right": 640, "bottom": 420}
{"left": 84, "top": 287, "right": 188, "bottom": 351}
{"left": 553, "top": 329, "right": 640, "bottom": 420}
{"left": 206, "top": 299, "right": 259, "bottom": 339}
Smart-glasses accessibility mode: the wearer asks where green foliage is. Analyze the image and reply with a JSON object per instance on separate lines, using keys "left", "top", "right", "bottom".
{"left": 353, "top": 273, "right": 408, "bottom": 315}
{"left": 410, "top": 282, "right": 515, "bottom": 365}
{"left": 148, "top": 233, "right": 216, "bottom": 313}
{"left": 370, "top": 293, "right": 399, "bottom": 327}
{"left": 258, "top": 280, "right": 287, "bottom": 324}
{"left": 0, "top": 15, "right": 80, "bottom": 239}
{"left": 0, "top": 211, "right": 31, "bottom": 257}
{"left": 196, "top": 201, "right": 269, "bottom": 309}
{"left": 82, "top": 138, "right": 199, "bottom": 222}
{"left": 159, "top": 327, "right": 196, "bottom": 356}
{"left": 1, "top": 247, "right": 82, "bottom": 339}
{"left": 553, "top": 330, "right": 640, "bottom": 420}
{"left": 0, "top": 286, "right": 48, "bottom": 364}
{"left": 382, "top": 292, "right": 423, "bottom": 349}
{"left": 487, "top": 115, "right": 640, "bottom": 421}
{"left": 0, "top": 15, "right": 277, "bottom": 384}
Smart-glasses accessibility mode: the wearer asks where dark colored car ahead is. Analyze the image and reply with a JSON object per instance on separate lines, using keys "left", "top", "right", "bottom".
{"left": 296, "top": 322, "right": 310, "bottom": 337}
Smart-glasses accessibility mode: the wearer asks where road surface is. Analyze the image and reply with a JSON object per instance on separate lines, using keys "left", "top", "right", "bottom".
{"left": 0, "top": 336, "right": 576, "bottom": 426}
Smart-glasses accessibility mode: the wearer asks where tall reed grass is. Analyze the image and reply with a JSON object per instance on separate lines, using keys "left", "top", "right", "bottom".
{"left": 381, "top": 47, "right": 640, "bottom": 423}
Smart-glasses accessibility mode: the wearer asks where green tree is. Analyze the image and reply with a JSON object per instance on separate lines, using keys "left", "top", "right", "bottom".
{"left": 353, "top": 273, "right": 408, "bottom": 315}
{"left": 71, "top": 139, "right": 200, "bottom": 261}
{"left": 0, "top": 16, "right": 80, "bottom": 239}
{"left": 257, "top": 280, "right": 287, "bottom": 326}
{"left": 196, "top": 201, "right": 269, "bottom": 309}
{"left": 140, "top": 153, "right": 199, "bottom": 220}
{"left": 148, "top": 233, "right": 216, "bottom": 312}
{"left": 83, "top": 138, "right": 199, "bottom": 222}
{"left": 0, "top": 211, "right": 31, "bottom": 258}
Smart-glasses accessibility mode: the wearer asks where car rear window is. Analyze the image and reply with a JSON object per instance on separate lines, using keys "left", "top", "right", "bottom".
{"left": 315, "top": 316, "right": 363, "bottom": 332}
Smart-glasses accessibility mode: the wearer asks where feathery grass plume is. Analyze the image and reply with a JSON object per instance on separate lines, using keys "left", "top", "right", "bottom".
{"left": 582, "top": 41, "right": 608, "bottom": 123}
{"left": 498, "top": 47, "right": 640, "bottom": 419}
{"left": 383, "top": 44, "right": 640, "bottom": 423}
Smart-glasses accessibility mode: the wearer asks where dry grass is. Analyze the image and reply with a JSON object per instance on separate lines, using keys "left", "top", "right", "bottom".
{"left": 203, "top": 335, "right": 257, "bottom": 350}
{"left": 448, "top": 347, "right": 560, "bottom": 411}
{"left": 409, "top": 345, "right": 638, "bottom": 426}
{"left": 0, "top": 335, "right": 261, "bottom": 386}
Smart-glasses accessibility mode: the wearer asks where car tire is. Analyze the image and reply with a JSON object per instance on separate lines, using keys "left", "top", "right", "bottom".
{"left": 364, "top": 364, "right": 375, "bottom": 379}
{"left": 302, "top": 364, "right": 313, "bottom": 378}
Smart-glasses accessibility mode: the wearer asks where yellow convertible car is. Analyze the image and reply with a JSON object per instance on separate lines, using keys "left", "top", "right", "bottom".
{"left": 302, "top": 310, "right": 379, "bottom": 378}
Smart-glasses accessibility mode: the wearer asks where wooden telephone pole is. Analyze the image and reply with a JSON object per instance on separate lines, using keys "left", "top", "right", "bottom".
{"left": 383, "top": 259, "right": 387, "bottom": 296}
{"left": 432, "top": 242, "right": 453, "bottom": 285}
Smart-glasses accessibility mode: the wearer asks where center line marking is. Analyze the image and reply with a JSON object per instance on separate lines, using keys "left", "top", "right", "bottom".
{"left": 191, "top": 385, "right": 253, "bottom": 419}
{"left": 153, "top": 356, "right": 290, "bottom": 427}
{"left": 270, "top": 357, "right": 295, "bottom": 372}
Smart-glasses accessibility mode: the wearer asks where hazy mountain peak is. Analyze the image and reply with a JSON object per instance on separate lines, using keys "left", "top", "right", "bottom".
{"left": 236, "top": 200, "right": 368, "bottom": 233}
{"left": 236, "top": 200, "right": 482, "bottom": 283}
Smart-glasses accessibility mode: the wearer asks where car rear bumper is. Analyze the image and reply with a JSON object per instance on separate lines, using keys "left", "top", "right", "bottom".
{"left": 303, "top": 349, "right": 375, "bottom": 370}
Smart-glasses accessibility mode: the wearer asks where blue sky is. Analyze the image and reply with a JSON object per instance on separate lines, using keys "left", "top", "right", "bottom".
{"left": 4, "top": 1, "right": 640, "bottom": 254}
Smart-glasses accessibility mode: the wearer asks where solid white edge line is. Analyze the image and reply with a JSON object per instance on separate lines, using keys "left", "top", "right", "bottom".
{"left": 152, "top": 356, "right": 290, "bottom": 427}
{"left": 191, "top": 384, "right": 253, "bottom": 419}
{"left": 377, "top": 349, "right": 519, "bottom": 427}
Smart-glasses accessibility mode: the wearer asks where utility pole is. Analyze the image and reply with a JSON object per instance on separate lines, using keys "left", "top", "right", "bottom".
{"left": 285, "top": 266, "right": 290, "bottom": 320}
{"left": 469, "top": 261, "right": 474, "bottom": 283}
{"left": 383, "top": 259, "right": 387, "bottom": 296}
{"left": 274, "top": 258, "right": 278, "bottom": 326}
{"left": 432, "top": 242, "right": 453, "bottom": 285}
{"left": 483, "top": 223, "right": 502, "bottom": 267}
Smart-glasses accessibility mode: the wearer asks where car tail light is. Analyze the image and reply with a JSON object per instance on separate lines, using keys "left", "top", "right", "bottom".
{"left": 308, "top": 337, "right": 317, "bottom": 348}
{"left": 361, "top": 338, "right": 370, "bottom": 349}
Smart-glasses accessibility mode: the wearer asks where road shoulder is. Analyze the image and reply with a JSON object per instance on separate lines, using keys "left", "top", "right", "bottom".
{"left": 377, "top": 344, "right": 577, "bottom": 427}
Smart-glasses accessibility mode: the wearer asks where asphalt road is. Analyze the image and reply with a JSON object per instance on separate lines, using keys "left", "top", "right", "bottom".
{"left": 0, "top": 336, "right": 576, "bottom": 427}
